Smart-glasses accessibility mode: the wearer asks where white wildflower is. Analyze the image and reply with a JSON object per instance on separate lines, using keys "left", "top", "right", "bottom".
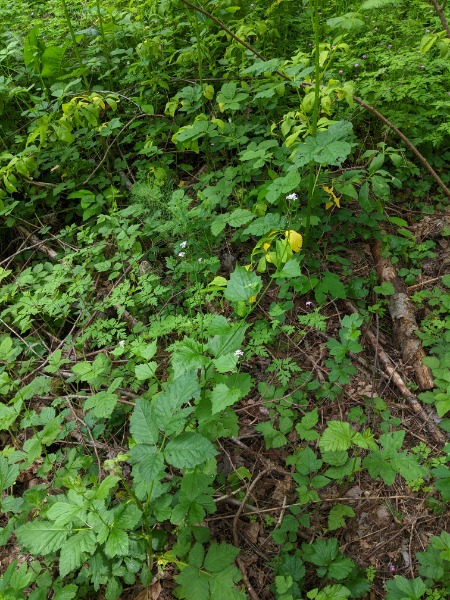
{"left": 234, "top": 349, "right": 244, "bottom": 357}
{"left": 198, "top": 257, "right": 203, "bottom": 262}
{"left": 180, "top": 240, "right": 187, "bottom": 249}
{"left": 286, "top": 193, "right": 298, "bottom": 201}
{"left": 178, "top": 251, "right": 186, "bottom": 258}
{"left": 118, "top": 340, "right": 125, "bottom": 348}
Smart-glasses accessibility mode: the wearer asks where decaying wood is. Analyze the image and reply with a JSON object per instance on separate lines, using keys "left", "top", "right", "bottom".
{"left": 408, "top": 209, "right": 450, "bottom": 241}
{"left": 372, "top": 239, "right": 434, "bottom": 391}
{"left": 345, "top": 302, "right": 446, "bottom": 446}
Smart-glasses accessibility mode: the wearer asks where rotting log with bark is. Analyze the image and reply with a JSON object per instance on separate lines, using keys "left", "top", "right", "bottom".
{"left": 372, "top": 239, "right": 435, "bottom": 391}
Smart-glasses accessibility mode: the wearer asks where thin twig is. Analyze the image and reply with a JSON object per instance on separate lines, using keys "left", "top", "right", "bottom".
{"left": 232, "top": 468, "right": 272, "bottom": 600}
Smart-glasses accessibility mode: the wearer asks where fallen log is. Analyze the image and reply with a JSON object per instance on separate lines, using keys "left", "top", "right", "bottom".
{"left": 372, "top": 239, "right": 434, "bottom": 391}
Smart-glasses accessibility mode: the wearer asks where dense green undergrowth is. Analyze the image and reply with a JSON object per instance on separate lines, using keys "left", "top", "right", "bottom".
{"left": 0, "top": 0, "right": 449, "bottom": 598}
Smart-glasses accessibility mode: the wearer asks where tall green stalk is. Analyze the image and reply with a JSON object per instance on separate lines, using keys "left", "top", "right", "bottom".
{"left": 95, "top": 0, "right": 113, "bottom": 87}
{"left": 303, "top": 0, "right": 322, "bottom": 251}
{"left": 60, "top": 0, "right": 89, "bottom": 89}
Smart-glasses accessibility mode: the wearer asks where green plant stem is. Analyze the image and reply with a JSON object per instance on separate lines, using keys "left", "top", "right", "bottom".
{"left": 60, "top": 0, "right": 89, "bottom": 89}
{"left": 303, "top": 0, "right": 322, "bottom": 251}
{"left": 95, "top": 0, "right": 113, "bottom": 87}
{"left": 177, "top": 0, "right": 450, "bottom": 199}
{"left": 194, "top": 12, "right": 203, "bottom": 87}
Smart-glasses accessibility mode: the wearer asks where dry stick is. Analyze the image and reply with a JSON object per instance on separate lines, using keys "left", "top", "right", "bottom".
{"left": 177, "top": 0, "right": 450, "bottom": 199}
{"left": 352, "top": 96, "right": 450, "bottom": 198}
{"left": 232, "top": 467, "right": 272, "bottom": 600}
{"left": 345, "top": 302, "right": 447, "bottom": 446}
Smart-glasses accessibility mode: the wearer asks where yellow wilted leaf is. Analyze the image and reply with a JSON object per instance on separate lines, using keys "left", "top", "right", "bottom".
{"left": 323, "top": 185, "right": 341, "bottom": 209}
{"left": 249, "top": 296, "right": 257, "bottom": 303}
{"left": 263, "top": 242, "right": 272, "bottom": 252}
{"left": 285, "top": 230, "right": 303, "bottom": 252}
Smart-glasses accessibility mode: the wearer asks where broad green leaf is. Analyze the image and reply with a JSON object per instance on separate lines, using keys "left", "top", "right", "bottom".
{"left": 59, "top": 530, "right": 96, "bottom": 577}
{"left": 208, "top": 322, "right": 248, "bottom": 357}
{"left": 171, "top": 337, "right": 210, "bottom": 378}
{"left": 328, "top": 504, "right": 355, "bottom": 531}
{"left": 319, "top": 421, "right": 358, "bottom": 452}
{"left": 53, "top": 585, "right": 78, "bottom": 600}
{"left": 47, "top": 502, "right": 85, "bottom": 526}
{"left": 314, "top": 272, "right": 346, "bottom": 303}
{"left": 266, "top": 170, "right": 300, "bottom": 204}
{"left": 241, "top": 58, "right": 283, "bottom": 76}
{"left": 210, "top": 384, "right": 243, "bottom": 414}
{"left": 227, "top": 208, "right": 254, "bottom": 228}
{"left": 293, "top": 121, "right": 353, "bottom": 167}
{"left": 311, "top": 584, "right": 351, "bottom": 600}
{"left": 105, "top": 526, "right": 129, "bottom": 558}
{"left": 361, "top": 0, "right": 401, "bottom": 8}
{"left": 16, "top": 521, "right": 68, "bottom": 555}
{"left": 175, "top": 565, "right": 210, "bottom": 600}
{"left": 84, "top": 390, "right": 118, "bottom": 418}
{"left": 130, "top": 399, "right": 159, "bottom": 445}
{"left": 243, "top": 213, "right": 286, "bottom": 236}
{"left": 134, "top": 362, "right": 157, "bottom": 380}
{"left": 129, "top": 444, "right": 165, "bottom": 481}
{"left": 94, "top": 475, "right": 120, "bottom": 500}
{"left": 204, "top": 543, "right": 240, "bottom": 573}
{"left": 0, "top": 456, "right": 19, "bottom": 491}
{"left": 212, "top": 353, "right": 239, "bottom": 373}
{"left": 385, "top": 576, "right": 427, "bottom": 600}
{"left": 224, "top": 266, "right": 262, "bottom": 303}
{"left": 164, "top": 432, "right": 217, "bottom": 469}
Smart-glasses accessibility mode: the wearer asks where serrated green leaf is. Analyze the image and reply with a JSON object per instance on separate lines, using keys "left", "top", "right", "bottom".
{"left": 164, "top": 432, "right": 217, "bottom": 468}
{"left": 129, "top": 444, "right": 165, "bottom": 481}
{"left": 328, "top": 504, "right": 355, "bottom": 531}
{"left": 135, "top": 362, "right": 157, "bottom": 380}
{"left": 266, "top": 169, "right": 300, "bottom": 204}
{"left": 319, "top": 421, "right": 358, "bottom": 452}
{"left": 227, "top": 208, "right": 254, "bottom": 228}
{"left": 84, "top": 390, "right": 118, "bottom": 418}
{"left": 47, "top": 502, "right": 85, "bottom": 526}
{"left": 314, "top": 272, "right": 346, "bottom": 303}
{"left": 105, "top": 526, "right": 129, "bottom": 558}
{"left": 241, "top": 58, "right": 283, "bottom": 76}
{"left": 0, "top": 456, "right": 19, "bottom": 491}
{"left": 130, "top": 399, "right": 159, "bottom": 445}
{"left": 204, "top": 543, "right": 240, "bottom": 573}
{"left": 243, "top": 213, "right": 286, "bottom": 236}
{"left": 224, "top": 266, "right": 262, "bottom": 303}
{"left": 175, "top": 565, "right": 210, "bottom": 600}
{"left": 385, "top": 576, "right": 427, "bottom": 600}
{"left": 16, "top": 521, "right": 68, "bottom": 555}
{"left": 293, "top": 121, "right": 353, "bottom": 168}
{"left": 53, "top": 584, "right": 78, "bottom": 600}
{"left": 59, "top": 530, "right": 96, "bottom": 577}
{"left": 210, "top": 384, "right": 243, "bottom": 414}
{"left": 441, "top": 274, "right": 450, "bottom": 288}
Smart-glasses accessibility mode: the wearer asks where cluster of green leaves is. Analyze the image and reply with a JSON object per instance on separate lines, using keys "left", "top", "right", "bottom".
{"left": 1, "top": 0, "right": 449, "bottom": 597}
